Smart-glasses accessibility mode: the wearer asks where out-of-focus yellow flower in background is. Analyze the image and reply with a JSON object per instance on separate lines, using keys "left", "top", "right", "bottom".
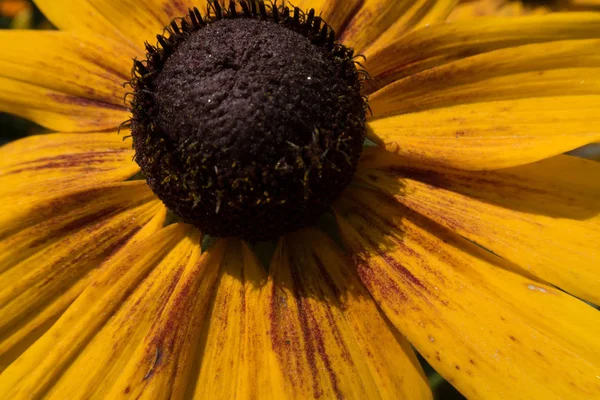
{"left": 0, "top": 0, "right": 32, "bottom": 29}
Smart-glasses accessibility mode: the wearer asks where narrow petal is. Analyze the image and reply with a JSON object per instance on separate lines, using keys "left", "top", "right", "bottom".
{"left": 0, "top": 181, "right": 160, "bottom": 274}
{"left": 368, "top": 39, "right": 600, "bottom": 118}
{"left": 264, "top": 229, "right": 431, "bottom": 399}
{"left": 0, "top": 223, "right": 201, "bottom": 399}
{"left": 0, "top": 131, "right": 139, "bottom": 235}
{"left": 367, "top": 95, "right": 600, "bottom": 170}
{"left": 294, "top": 0, "right": 361, "bottom": 35}
{"left": 192, "top": 240, "right": 275, "bottom": 399}
{"left": 0, "top": 133, "right": 151, "bottom": 362}
{"left": 335, "top": 187, "right": 600, "bottom": 399}
{"left": 0, "top": 31, "right": 134, "bottom": 105}
{"left": 42, "top": 226, "right": 207, "bottom": 400}
{"left": 33, "top": 0, "right": 197, "bottom": 52}
{"left": 447, "top": 0, "right": 552, "bottom": 20}
{"left": 340, "top": 0, "right": 455, "bottom": 55}
{"left": 355, "top": 147, "right": 600, "bottom": 304}
{"left": 361, "top": 0, "right": 458, "bottom": 56}
{"left": 102, "top": 237, "right": 224, "bottom": 399}
{"left": 363, "top": 13, "right": 600, "bottom": 94}
{"left": 448, "top": 0, "right": 600, "bottom": 19}
{"left": 0, "top": 31, "right": 134, "bottom": 131}
{"left": 0, "top": 200, "right": 166, "bottom": 371}
{"left": 0, "top": 78, "right": 129, "bottom": 133}
{"left": 0, "top": 232, "right": 425, "bottom": 399}
{"left": 0, "top": 131, "right": 137, "bottom": 189}
{"left": 366, "top": 35, "right": 600, "bottom": 169}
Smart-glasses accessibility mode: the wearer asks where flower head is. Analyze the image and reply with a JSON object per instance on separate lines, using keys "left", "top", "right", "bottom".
{"left": 0, "top": 1, "right": 599, "bottom": 399}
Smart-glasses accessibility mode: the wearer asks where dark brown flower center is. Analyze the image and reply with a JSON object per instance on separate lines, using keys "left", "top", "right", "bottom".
{"left": 129, "top": 1, "right": 367, "bottom": 240}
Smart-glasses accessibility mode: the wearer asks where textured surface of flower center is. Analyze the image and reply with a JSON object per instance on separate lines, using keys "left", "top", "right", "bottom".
{"left": 131, "top": 9, "right": 366, "bottom": 240}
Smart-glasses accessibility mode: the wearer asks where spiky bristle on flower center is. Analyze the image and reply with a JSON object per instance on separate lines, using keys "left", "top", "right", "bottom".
{"left": 129, "top": 1, "right": 367, "bottom": 240}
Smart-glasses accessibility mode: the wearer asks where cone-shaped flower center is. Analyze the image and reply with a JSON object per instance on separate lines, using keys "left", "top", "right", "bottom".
{"left": 130, "top": 3, "right": 367, "bottom": 240}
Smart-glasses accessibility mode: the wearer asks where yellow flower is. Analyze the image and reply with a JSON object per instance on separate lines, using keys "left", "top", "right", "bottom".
{"left": 1, "top": 0, "right": 599, "bottom": 399}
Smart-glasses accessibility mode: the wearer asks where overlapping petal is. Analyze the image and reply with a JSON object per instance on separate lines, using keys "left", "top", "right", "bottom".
{"left": 366, "top": 33, "right": 600, "bottom": 169}
{"left": 0, "top": 229, "right": 432, "bottom": 399}
{"left": 359, "top": 0, "right": 458, "bottom": 56}
{"left": 191, "top": 240, "right": 274, "bottom": 399}
{"left": 340, "top": 0, "right": 458, "bottom": 55}
{"left": 448, "top": 0, "right": 600, "bottom": 20}
{"left": 0, "top": 131, "right": 139, "bottom": 235}
{"left": 0, "top": 181, "right": 164, "bottom": 372}
{"left": 195, "top": 234, "right": 432, "bottom": 399}
{"left": 368, "top": 95, "right": 600, "bottom": 170}
{"left": 0, "top": 223, "right": 202, "bottom": 399}
{"left": 264, "top": 229, "right": 431, "bottom": 399}
{"left": 0, "top": 31, "right": 134, "bottom": 131}
{"left": 335, "top": 187, "right": 600, "bottom": 399}
{"left": 368, "top": 38, "right": 600, "bottom": 118}
{"left": 363, "top": 13, "right": 600, "bottom": 93}
{"left": 33, "top": 0, "right": 198, "bottom": 52}
{"left": 101, "top": 232, "right": 221, "bottom": 399}
{"left": 356, "top": 147, "right": 600, "bottom": 304}
{"left": 447, "top": 0, "right": 551, "bottom": 20}
{"left": 294, "top": 0, "right": 361, "bottom": 35}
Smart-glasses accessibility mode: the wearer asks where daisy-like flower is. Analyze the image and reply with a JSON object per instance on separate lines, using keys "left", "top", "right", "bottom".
{"left": 1, "top": 0, "right": 599, "bottom": 398}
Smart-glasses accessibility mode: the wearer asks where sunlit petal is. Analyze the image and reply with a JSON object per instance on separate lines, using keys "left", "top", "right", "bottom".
{"left": 336, "top": 187, "right": 600, "bottom": 399}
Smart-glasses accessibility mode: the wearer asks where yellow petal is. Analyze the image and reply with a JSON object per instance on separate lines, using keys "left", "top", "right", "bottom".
{"left": 0, "top": 31, "right": 133, "bottom": 131}
{"left": 363, "top": 13, "right": 600, "bottom": 94}
{"left": 192, "top": 240, "right": 275, "bottom": 399}
{"left": 356, "top": 147, "right": 600, "bottom": 304}
{"left": 362, "top": 0, "right": 458, "bottom": 56}
{"left": 33, "top": 0, "right": 198, "bottom": 52}
{"left": 570, "top": 0, "right": 600, "bottom": 7}
{"left": 0, "top": 223, "right": 198, "bottom": 399}
{"left": 43, "top": 226, "right": 207, "bottom": 400}
{"left": 102, "top": 237, "right": 224, "bottom": 400}
{"left": 0, "top": 131, "right": 133, "bottom": 170}
{"left": 369, "top": 38, "right": 600, "bottom": 118}
{"left": 335, "top": 187, "right": 600, "bottom": 399}
{"left": 0, "top": 199, "right": 166, "bottom": 371}
{"left": 295, "top": 0, "right": 362, "bottom": 36}
{"left": 340, "top": 0, "right": 455, "bottom": 55}
{"left": 0, "top": 31, "right": 134, "bottom": 105}
{"left": 447, "top": 0, "right": 600, "bottom": 19}
{"left": 0, "top": 181, "right": 159, "bottom": 274}
{"left": 265, "top": 229, "right": 432, "bottom": 399}
{"left": 0, "top": 131, "right": 137, "bottom": 188}
{"left": 367, "top": 95, "right": 600, "bottom": 170}
{"left": 447, "top": 0, "right": 551, "bottom": 21}
{"left": 0, "top": 77, "right": 129, "bottom": 133}
{"left": 0, "top": 131, "right": 139, "bottom": 234}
